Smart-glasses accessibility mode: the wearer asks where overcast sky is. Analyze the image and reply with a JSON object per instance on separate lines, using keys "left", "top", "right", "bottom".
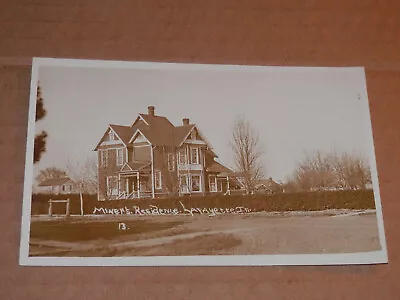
{"left": 34, "top": 63, "right": 373, "bottom": 182}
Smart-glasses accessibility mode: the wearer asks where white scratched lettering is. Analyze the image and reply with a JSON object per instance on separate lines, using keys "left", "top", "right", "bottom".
{"left": 92, "top": 203, "right": 253, "bottom": 217}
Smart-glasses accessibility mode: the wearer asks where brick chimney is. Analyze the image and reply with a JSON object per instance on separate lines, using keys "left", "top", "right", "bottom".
{"left": 148, "top": 106, "right": 155, "bottom": 116}
{"left": 182, "top": 118, "right": 190, "bottom": 125}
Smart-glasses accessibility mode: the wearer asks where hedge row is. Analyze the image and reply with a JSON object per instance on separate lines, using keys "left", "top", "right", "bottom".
{"left": 31, "top": 189, "right": 376, "bottom": 216}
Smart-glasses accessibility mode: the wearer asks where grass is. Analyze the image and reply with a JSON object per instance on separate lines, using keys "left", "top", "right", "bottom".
{"left": 29, "top": 219, "right": 185, "bottom": 243}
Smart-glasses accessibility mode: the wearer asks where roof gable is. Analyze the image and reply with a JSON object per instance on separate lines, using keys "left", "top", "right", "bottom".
{"left": 96, "top": 110, "right": 217, "bottom": 152}
{"left": 173, "top": 125, "right": 195, "bottom": 145}
{"left": 120, "top": 161, "right": 151, "bottom": 172}
{"left": 130, "top": 129, "right": 151, "bottom": 144}
{"left": 255, "top": 179, "right": 280, "bottom": 186}
{"left": 129, "top": 114, "right": 176, "bottom": 146}
{"left": 177, "top": 125, "right": 217, "bottom": 156}
{"left": 94, "top": 125, "right": 131, "bottom": 150}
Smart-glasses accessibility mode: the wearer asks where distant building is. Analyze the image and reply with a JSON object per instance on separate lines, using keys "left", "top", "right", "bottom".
{"left": 37, "top": 177, "right": 77, "bottom": 195}
{"left": 254, "top": 178, "right": 283, "bottom": 194}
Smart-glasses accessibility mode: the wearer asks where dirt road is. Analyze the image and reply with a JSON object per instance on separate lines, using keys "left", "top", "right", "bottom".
{"left": 29, "top": 212, "right": 382, "bottom": 256}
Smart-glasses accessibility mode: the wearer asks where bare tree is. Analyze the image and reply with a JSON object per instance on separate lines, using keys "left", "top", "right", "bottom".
{"left": 330, "top": 151, "right": 371, "bottom": 189}
{"left": 289, "top": 150, "right": 372, "bottom": 191}
{"left": 295, "top": 151, "right": 336, "bottom": 191}
{"left": 35, "top": 167, "right": 67, "bottom": 185}
{"left": 66, "top": 156, "right": 98, "bottom": 195}
{"left": 230, "top": 115, "right": 265, "bottom": 194}
{"left": 66, "top": 156, "right": 98, "bottom": 215}
{"left": 157, "top": 146, "right": 180, "bottom": 197}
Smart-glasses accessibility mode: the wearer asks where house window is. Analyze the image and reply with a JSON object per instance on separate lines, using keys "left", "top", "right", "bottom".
{"left": 191, "top": 175, "right": 201, "bottom": 192}
{"left": 69, "top": 185, "right": 72, "bottom": 192}
{"left": 179, "top": 175, "right": 189, "bottom": 193}
{"left": 190, "top": 148, "right": 199, "bottom": 164}
{"left": 106, "top": 176, "right": 118, "bottom": 196}
{"left": 178, "top": 148, "right": 187, "bottom": 165}
{"left": 190, "top": 130, "right": 197, "bottom": 140}
{"left": 108, "top": 131, "right": 115, "bottom": 140}
{"left": 209, "top": 175, "right": 217, "bottom": 192}
{"left": 100, "top": 150, "right": 108, "bottom": 167}
{"left": 116, "top": 148, "right": 124, "bottom": 165}
{"left": 155, "top": 170, "right": 162, "bottom": 189}
{"left": 62, "top": 185, "right": 65, "bottom": 192}
{"left": 168, "top": 153, "right": 175, "bottom": 171}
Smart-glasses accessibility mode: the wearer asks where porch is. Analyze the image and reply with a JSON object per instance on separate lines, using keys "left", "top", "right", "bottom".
{"left": 208, "top": 172, "right": 244, "bottom": 195}
{"left": 107, "top": 161, "right": 154, "bottom": 200}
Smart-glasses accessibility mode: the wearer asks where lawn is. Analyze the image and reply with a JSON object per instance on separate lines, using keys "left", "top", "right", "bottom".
{"left": 29, "top": 219, "right": 185, "bottom": 243}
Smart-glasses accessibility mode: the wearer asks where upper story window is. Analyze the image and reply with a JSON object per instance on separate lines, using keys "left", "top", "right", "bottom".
{"left": 116, "top": 148, "right": 124, "bottom": 165}
{"left": 190, "top": 147, "right": 199, "bottom": 164}
{"left": 178, "top": 148, "right": 187, "bottom": 165}
{"left": 168, "top": 153, "right": 175, "bottom": 171}
{"left": 108, "top": 131, "right": 115, "bottom": 140}
{"left": 100, "top": 150, "right": 108, "bottom": 167}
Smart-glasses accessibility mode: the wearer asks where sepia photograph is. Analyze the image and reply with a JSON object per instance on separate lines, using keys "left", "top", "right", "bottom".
{"left": 19, "top": 58, "right": 387, "bottom": 266}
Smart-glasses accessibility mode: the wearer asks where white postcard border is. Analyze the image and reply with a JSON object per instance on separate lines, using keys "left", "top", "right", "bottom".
{"left": 19, "top": 57, "right": 388, "bottom": 266}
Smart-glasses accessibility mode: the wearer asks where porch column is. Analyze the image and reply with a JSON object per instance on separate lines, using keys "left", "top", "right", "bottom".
{"left": 118, "top": 173, "right": 121, "bottom": 197}
{"left": 227, "top": 176, "right": 230, "bottom": 195}
{"left": 137, "top": 172, "right": 140, "bottom": 198}
{"left": 150, "top": 146, "right": 155, "bottom": 199}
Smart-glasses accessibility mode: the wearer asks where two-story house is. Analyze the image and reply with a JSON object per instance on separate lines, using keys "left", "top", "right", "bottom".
{"left": 94, "top": 106, "right": 241, "bottom": 200}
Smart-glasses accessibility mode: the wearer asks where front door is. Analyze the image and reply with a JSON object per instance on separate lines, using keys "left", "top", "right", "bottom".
{"left": 180, "top": 175, "right": 189, "bottom": 194}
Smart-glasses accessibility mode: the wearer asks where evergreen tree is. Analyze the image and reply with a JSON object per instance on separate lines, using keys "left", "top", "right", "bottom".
{"left": 33, "top": 84, "right": 47, "bottom": 163}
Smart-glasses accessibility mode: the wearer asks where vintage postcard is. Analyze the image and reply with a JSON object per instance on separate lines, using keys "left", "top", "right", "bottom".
{"left": 19, "top": 58, "right": 388, "bottom": 266}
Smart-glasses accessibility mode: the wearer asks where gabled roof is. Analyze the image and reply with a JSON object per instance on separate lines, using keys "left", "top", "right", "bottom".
{"left": 94, "top": 124, "right": 133, "bottom": 150}
{"left": 254, "top": 178, "right": 281, "bottom": 189}
{"left": 173, "top": 125, "right": 195, "bottom": 145}
{"left": 120, "top": 161, "right": 151, "bottom": 172}
{"left": 39, "top": 177, "right": 74, "bottom": 187}
{"left": 96, "top": 109, "right": 216, "bottom": 153}
{"left": 109, "top": 124, "right": 134, "bottom": 145}
{"left": 131, "top": 114, "right": 211, "bottom": 149}
{"left": 206, "top": 161, "right": 233, "bottom": 175}
{"left": 130, "top": 114, "right": 176, "bottom": 146}
{"left": 138, "top": 113, "right": 174, "bottom": 128}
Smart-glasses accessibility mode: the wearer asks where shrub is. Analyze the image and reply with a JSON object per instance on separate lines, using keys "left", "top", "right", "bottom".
{"left": 31, "top": 190, "right": 376, "bottom": 216}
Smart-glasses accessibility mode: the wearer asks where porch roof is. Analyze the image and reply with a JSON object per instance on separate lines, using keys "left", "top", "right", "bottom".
{"left": 120, "top": 161, "right": 151, "bottom": 173}
{"left": 206, "top": 161, "right": 233, "bottom": 175}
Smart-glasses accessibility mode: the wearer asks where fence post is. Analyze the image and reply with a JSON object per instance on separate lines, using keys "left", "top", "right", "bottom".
{"left": 66, "top": 198, "right": 70, "bottom": 216}
{"left": 48, "top": 199, "right": 52, "bottom": 216}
